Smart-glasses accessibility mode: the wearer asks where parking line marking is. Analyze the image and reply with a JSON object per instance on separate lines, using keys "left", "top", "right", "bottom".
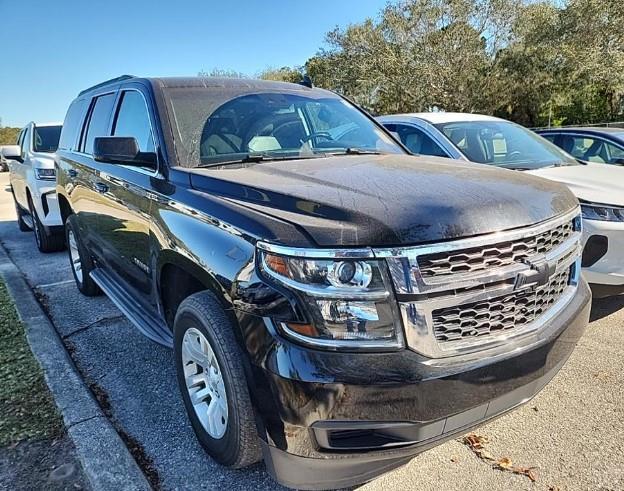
{"left": 36, "top": 279, "right": 76, "bottom": 289}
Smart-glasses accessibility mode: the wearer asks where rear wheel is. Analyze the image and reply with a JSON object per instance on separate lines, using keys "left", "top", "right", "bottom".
{"left": 174, "top": 291, "right": 261, "bottom": 469}
{"left": 28, "top": 196, "right": 64, "bottom": 253}
{"left": 65, "top": 215, "right": 101, "bottom": 296}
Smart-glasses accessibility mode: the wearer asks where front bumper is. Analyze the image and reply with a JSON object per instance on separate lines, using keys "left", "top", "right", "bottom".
{"left": 582, "top": 219, "right": 624, "bottom": 295}
{"left": 31, "top": 184, "right": 63, "bottom": 228}
{"left": 243, "top": 280, "right": 591, "bottom": 490}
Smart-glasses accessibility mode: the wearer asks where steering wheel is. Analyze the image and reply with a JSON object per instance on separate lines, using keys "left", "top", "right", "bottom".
{"left": 508, "top": 150, "right": 522, "bottom": 160}
{"left": 300, "top": 132, "right": 335, "bottom": 144}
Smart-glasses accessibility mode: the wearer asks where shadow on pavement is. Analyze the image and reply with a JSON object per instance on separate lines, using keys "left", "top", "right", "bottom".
{"left": 590, "top": 295, "right": 624, "bottom": 322}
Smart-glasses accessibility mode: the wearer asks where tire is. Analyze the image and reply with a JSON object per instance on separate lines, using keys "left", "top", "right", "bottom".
{"left": 174, "top": 291, "right": 261, "bottom": 469}
{"left": 65, "top": 215, "right": 101, "bottom": 296}
{"left": 28, "top": 196, "right": 64, "bottom": 253}
{"left": 13, "top": 193, "right": 30, "bottom": 232}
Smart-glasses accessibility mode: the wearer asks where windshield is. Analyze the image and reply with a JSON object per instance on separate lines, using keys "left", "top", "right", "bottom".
{"left": 435, "top": 120, "right": 578, "bottom": 169}
{"left": 33, "top": 125, "right": 62, "bottom": 153}
{"left": 164, "top": 87, "right": 403, "bottom": 167}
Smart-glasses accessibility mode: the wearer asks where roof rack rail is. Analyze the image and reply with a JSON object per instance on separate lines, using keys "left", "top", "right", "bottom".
{"left": 78, "top": 75, "right": 136, "bottom": 96}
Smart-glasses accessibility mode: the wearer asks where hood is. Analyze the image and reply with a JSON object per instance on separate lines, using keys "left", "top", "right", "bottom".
{"left": 526, "top": 162, "right": 624, "bottom": 206}
{"left": 189, "top": 154, "right": 578, "bottom": 247}
{"left": 31, "top": 153, "right": 56, "bottom": 168}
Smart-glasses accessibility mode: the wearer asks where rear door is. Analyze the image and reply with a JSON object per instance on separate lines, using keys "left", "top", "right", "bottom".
{"left": 64, "top": 93, "right": 117, "bottom": 250}
{"left": 94, "top": 87, "right": 158, "bottom": 305}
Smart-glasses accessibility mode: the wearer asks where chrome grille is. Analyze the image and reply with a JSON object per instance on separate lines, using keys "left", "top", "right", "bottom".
{"left": 432, "top": 268, "right": 571, "bottom": 343}
{"left": 376, "top": 208, "right": 583, "bottom": 358}
{"left": 417, "top": 220, "right": 574, "bottom": 278}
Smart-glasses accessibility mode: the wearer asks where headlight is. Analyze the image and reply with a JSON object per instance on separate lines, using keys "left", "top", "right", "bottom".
{"left": 257, "top": 244, "right": 403, "bottom": 350}
{"left": 581, "top": 203, "right": 624, "bottom": 222}
{"left": 34, "top": 168, "right": 56, "bottom": 180}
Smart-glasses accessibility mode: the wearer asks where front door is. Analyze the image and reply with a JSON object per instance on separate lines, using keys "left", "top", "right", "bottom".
{"left": 94, "top": 88, "right": 158, "bottom": 306}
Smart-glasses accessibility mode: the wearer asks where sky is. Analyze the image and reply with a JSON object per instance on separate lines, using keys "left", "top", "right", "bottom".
{"left": 0, "top": 0, "right": 386, "bottom": 128}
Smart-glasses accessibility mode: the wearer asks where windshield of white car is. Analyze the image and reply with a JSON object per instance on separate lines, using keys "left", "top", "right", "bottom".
{"left": 435, "top": 121, "right": 579, "bottom": 169}
{"left": 33, "top": 125, "right": 62, "bottom": 153}
{"left": 164, "top": 88, "right": 403, "bottom": 167}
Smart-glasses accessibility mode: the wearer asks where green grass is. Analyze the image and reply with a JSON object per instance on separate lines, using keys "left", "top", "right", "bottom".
{"left": 0, "top": 279, "right": 62, "bottom": 446}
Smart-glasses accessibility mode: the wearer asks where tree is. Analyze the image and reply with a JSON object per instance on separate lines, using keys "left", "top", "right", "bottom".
{"left": 198, "top": 68, "right": 247, "bottom": 78}
{"left": 257, "top": 66, "right": 303, "bottom": 83}
{"left": 305, "top": 0, "right": 624, "bottom": 125}
{"left": 306, "top": 0, "right": 522, "bottom": 115}
{"left": 0, "top": 124, "right": 20, "bottom": 146}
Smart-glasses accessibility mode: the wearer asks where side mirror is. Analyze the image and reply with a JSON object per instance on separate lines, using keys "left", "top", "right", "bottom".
{"left": 93, "top": 137, "right": 156, "bottom": 167}
{"left": 1, "top": 145, "right": 22, "bottom": 163}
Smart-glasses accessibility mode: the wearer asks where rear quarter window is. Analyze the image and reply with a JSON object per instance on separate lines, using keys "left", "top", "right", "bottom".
{"left": 82, "top": 93, "right": 116, "bottom": 154}
{"left": 59, "top": 99, "right": 88, "bottom": 151}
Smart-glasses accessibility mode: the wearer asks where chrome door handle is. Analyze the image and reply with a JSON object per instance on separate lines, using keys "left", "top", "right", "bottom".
{"left": 95, "top": 182, "right": 109, "bottom": 194}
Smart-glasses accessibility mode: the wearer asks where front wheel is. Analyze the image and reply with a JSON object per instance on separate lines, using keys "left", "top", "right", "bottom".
{"left": 174, "top": 291, "right": 261, "bottom": 469}
{"left": 29, "top": 196, "right": 64, "bottom": 253}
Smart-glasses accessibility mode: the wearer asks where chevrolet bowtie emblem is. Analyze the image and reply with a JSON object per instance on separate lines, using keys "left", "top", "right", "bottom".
{"left": 514, "top": 256, "right": 555, "bottom": 290}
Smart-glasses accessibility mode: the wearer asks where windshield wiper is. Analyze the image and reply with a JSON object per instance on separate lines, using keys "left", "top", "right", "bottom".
{"left": 198, "top": 153, "right": 321, "bottom": 168}
{"left": 327, "top": 148, "right": 384, "bottom": 156}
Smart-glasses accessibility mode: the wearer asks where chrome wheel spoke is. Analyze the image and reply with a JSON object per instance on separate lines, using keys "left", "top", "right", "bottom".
{"left": 190, "top": 386, "right": 211, "bottom": 405}
{"left": 183, "top": 337, "right": 208, "bottom": 368}
{"left": 68, "top": 230, "right": 83, "bottom": 283}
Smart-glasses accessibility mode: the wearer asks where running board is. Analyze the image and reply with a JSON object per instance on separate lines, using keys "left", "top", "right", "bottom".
{"left": 90, "top": 268, "right": 173, "bottom": 348}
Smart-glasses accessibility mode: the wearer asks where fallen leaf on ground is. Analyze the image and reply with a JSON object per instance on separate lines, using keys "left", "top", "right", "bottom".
{"left": 462, "top": 433, "right": 538, "bottom": 482}
{"left": 463, "top": 433, "right": 489, "bottom": 450}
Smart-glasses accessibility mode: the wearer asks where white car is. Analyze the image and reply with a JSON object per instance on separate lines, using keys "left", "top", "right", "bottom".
{"left": 1, "top": 122, "right": 64, "bottom": 252}
{"left": 378, "top": 112, "right": 624, "bottom": 297}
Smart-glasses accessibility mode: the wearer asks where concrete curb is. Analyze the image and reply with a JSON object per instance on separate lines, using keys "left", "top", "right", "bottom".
{"left": 0, "top": 244, "right": 151, "bottom": 491}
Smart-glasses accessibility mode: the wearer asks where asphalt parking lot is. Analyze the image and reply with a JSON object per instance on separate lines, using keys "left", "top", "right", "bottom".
{"left": 0, "top": 172, "right": 622, "bottom": 491}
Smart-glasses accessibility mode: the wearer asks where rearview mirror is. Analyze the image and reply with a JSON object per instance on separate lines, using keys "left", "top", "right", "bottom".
{"left": 93, "top": 137, "right": 156, "bottom": 167}
{"left": 1, "top": 145, "right": 22, "bottom": 162}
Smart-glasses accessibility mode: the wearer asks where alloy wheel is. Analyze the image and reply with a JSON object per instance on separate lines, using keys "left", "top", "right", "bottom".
{"left": 182, "top": 327, "right": 229, "bottom": 439}
{"left": 67, "top": 229, "right": 83, "bottom": 283}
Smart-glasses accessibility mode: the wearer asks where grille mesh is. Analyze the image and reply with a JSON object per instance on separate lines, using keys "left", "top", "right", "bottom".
{"left": 432, "top": 268, "right": 571, "bottom": 343}
{"left": 418, "top": 220, "right": 574, "bottom": 278}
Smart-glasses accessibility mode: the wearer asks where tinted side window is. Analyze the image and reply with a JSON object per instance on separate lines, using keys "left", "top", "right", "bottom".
{"left": 395, "top": 124, "right": 449, "bottom": 158}
{"left": 59, "top": 99, "right": 88, "bottom": 151}
{"left": 112, "top": 91, "right": 155, "bottom": 153}
{"left": 83, "top": 93, "right": 116, "bottom": 154}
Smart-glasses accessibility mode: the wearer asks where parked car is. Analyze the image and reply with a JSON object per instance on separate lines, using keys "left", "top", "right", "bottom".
{"left": 0, "top": 147, "right": 9, "bottom": 172}
{"left": 535, "top": 127, "right": 624, "bottom": 166}
{"left": 1, "top": 122, "right": 64, "bottom": 252}
{"left": 56, "top": 77, "right": 589, "bottom": 489}
{"left": 379, "top": 113, "right": 624, "bottom": 298}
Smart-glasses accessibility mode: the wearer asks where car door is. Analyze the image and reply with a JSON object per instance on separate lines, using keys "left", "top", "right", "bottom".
{"left": 384, "top": 123, "right": 452, "bottom": 158}
{"left": 63, "top": 93, "right": 117, "bottom": 250}
{"left": 13, "top": 125, "right": 33, "bottom": 207}
{"left": 556, "top": 133, "right": 624, "bottom": 165}
{"left": 8, "top": 128, "right": 25, "bottom": 202}
{"left": 94, "top": 87, "right": 157, "bottom": 305}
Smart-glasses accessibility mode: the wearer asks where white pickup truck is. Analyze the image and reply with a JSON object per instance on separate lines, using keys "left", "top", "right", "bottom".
{"left": 1, "top": 122, "right": 64, "bottom": 252}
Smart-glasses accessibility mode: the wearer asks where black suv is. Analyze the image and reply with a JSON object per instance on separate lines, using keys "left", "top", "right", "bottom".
{"left": 55, "top": 76, "right": 590, "bottom": 489}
